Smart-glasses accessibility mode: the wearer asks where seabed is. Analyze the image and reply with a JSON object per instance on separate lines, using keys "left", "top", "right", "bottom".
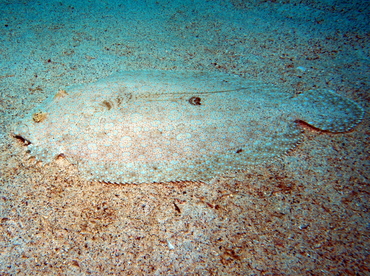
{"left": 0, "top": 0, "right": 369, "bottom": 274}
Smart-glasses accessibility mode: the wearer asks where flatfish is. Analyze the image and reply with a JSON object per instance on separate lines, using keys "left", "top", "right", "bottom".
{"left": 13, "top": 70, "right": 364, "bottom": 183}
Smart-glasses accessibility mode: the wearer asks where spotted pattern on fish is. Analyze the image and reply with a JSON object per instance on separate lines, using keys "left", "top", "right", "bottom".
{"left": 13, "top": 70, "right": 364, "bottom": 184}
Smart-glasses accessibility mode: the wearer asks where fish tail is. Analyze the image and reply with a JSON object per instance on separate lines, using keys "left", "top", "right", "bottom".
{"left": 293, "top": 89, "right": 364, "bottom": 132}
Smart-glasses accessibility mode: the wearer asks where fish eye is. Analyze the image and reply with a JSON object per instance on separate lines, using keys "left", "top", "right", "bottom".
{"left": 188, "top": 96, "right": 201, "bottom": 106}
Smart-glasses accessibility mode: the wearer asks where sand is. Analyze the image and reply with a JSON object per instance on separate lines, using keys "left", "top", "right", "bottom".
{"left": 0, "top": 0, "right": 369, "bottom": 274}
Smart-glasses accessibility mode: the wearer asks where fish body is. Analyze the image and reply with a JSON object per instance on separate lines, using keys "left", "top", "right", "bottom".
{"left": 13, "top": 70, "right": 364, "bottom": 183}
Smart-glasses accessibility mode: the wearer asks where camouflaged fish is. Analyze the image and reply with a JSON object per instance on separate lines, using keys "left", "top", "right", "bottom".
{"left": 13, "top": 70, "right": 364, "bottom": 183}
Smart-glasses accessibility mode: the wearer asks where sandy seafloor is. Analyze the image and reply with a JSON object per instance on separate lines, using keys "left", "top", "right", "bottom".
{"left": 0, "top": 0, "right": 369, "bottom": 275}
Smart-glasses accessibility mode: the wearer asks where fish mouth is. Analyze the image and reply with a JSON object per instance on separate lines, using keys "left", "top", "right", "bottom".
{"left": 11, "top": 121, "right": 32, "bottom": 146}
{"left": 12, "top": 121, "right": 72, "bottom": 165}
{"left": 13, "top": 134, "right": 32, "bottom": 146}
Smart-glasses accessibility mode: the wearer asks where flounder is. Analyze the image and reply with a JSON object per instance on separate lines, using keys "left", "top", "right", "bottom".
{"left": 13, "top": 70, "right": 364, "bottom": 183}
